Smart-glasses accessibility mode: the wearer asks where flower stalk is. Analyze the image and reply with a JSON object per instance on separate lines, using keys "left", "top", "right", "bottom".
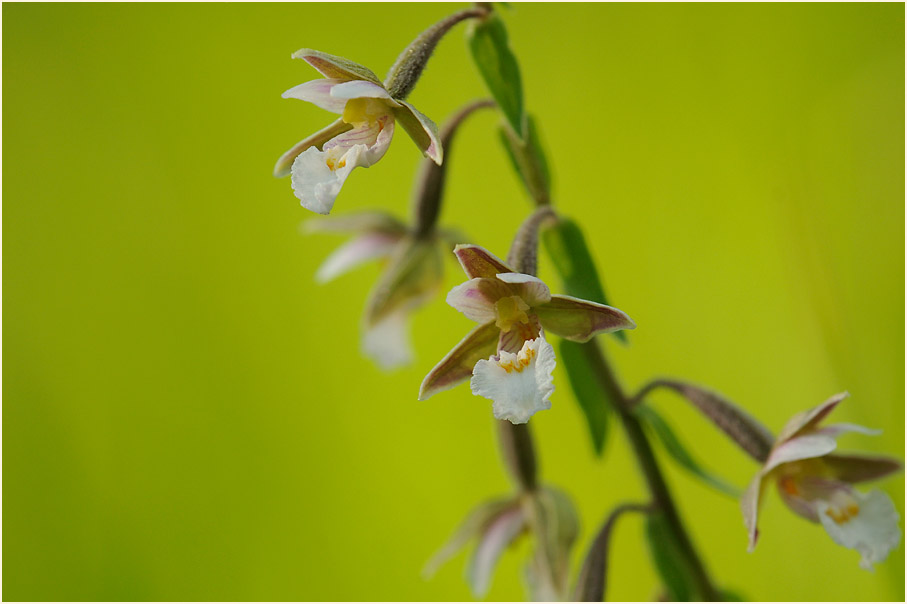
{"left": 384, "top": 6, "right": 491, "bottom": 100}
{"left": 578, "top": 338, "right": 721, "bottom": 601}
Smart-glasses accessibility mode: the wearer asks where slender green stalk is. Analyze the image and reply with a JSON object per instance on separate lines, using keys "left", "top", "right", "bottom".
{"left": 580, "top": 339, "right": 720, "bottom": 601}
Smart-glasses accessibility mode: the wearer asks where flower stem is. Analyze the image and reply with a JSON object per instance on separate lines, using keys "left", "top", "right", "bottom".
{"left": 580, "top": 339, "right": 721, "bottom": 601}
{"left": 385, "top": 6, "right": 490, "bottom": 100}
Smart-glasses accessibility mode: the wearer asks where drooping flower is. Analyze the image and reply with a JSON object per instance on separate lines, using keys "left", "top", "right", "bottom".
{"left": 420, "top": 244, "right": 635, "bottom": 423}
{"left": 742, "top": 392, "right": 902, "bottom": 569}
{"left": 307, "top": 211, "right": 453, "bottom": 370}
{"left": 274, "top": 49, "right": 441, "bottom": 215}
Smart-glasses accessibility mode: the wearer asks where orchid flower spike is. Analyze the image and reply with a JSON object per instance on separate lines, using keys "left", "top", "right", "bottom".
{"left": 742, "top": 392, "right": 902, "bottom": 570}
{"left": 419, "top": 245, "right": 635, "bottom": 424}
{"left": 274, "top": 49, "right": 441, "bottom": 215}
{"left": 307, "top": 211, "right": 454, "bottom": 371}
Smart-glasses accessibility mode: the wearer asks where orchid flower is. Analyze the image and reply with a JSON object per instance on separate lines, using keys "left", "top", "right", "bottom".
{"left": 419, "top": 245, "right": 635, "bottom": 424}
{"left": 308, "top": 211, "right": 456, "bottom": 370}
{"left": 742, "top": 392, "right": 902, "bottom": 569}
{"left": 274, "top": 49, "right": 441, "bottom": 215}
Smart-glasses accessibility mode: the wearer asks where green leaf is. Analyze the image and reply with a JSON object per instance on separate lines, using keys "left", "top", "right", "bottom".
{"left": 541, "top": 216, "right": 627, "bottom": 343}
{"left": 558, "top": 339, "right": 611, "bottom": 455}
{"left": 467, "top": 13, "right": 525, "bottom": 138}
{"left": 498, "top": 115, "right": 551, "bottom": 206}
{"left": 644, "top": 511, "right": 697, "bottom": 601}
{"left": 634, "top": 404, "right": 741, "bottom": 498}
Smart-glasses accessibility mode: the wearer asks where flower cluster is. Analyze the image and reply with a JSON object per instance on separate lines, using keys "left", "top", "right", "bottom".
{"left": 275, "top": 49, "right": 440, "bottom": 215}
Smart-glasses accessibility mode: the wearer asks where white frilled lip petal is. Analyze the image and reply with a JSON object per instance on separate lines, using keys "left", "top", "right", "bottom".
{"left": 817, "top": 489, "right": 901, "bottom": 570}
{"left": 495, "top": 272, "right": 552, "bottom": 306}
{"left": 446, "top": 277, "right": 511, "bottom": 324}
{"left": 764, "top": 433, "right": 839, "bottom": 473}
{"left": 361, "top": 310, "right": 413, "bottom": 371}
{"left": 329, "top": 80, "right": 400, "bottom": 106}
{"left": 292, "top": 119, "right": 395, "bottom": 215}
{"left": 281, "top": 79, "right": 348, "bottom": 113}
{"left": 315, "top": 232, "right": 400, "bottom": 283}
{"left": 470, "top": 337, "right": 556, "bottom": 425}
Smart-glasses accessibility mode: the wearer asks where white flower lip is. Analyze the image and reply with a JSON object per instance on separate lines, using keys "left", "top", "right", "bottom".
{"left": 470, "top": 336, "right": 556, "bottom": 424}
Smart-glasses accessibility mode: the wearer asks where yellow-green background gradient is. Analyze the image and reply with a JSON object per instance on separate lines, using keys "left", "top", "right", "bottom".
{"left": 4, "top": 3, "right": 904, "bottom": 601}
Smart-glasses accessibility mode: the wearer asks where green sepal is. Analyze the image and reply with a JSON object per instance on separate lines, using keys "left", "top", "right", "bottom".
{"left": 644, "top": 511, "right": 697, "bottom": 602}
{"left": 558, "top": 339, "right": 611, "bottom": 455}
{"left": 634, "top": 404, "right": 741, "bottom": 498}
{"left": 467, "top": 13, "right": 525, "bottom": 138}
{"left": 541, "top": 216, "right": 627, "bottom": 343}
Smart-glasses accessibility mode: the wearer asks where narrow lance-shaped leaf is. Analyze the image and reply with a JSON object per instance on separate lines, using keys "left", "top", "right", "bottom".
{"left": 634, "top": 404, "right": 741, "bottom": 498}
{"left": 541, "top": 216, "right": 626, "bottom": 343}
{"left": 558, "top": 339, "right": 611, "bottom": 455}
{"left": 645, "top": 511, "right": 697, "bottom": 602}
{"left": 467, "top": 13, "right": 525, "bottom": 138}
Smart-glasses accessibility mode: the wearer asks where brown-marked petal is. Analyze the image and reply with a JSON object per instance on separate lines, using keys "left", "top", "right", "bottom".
{"left": 824, "top": 454, "right": 903, "bottom": 484}
{"left": 468, "top": 506, "right": 526, "bottom": 597}
{"left": 453, "top": 244, "right": 514, "bottom": 279}
{"left": 419, "top": 321, "right": 499, "bottom": 400}
{"left": 292, "top": 48, "right": 382, "bottom": 84}
{"left": 393, "top": 101, "right": 443, "bottom": 164}
{"left": 446, "top": 277, "right": 511, "bottom": 324}
{"left": 776, "top": 392, "right": 849, "bottom": 444}
{"left": 741, "top": 473, "right": 766, "bottom": 551}
{"left": 535, "top": 295, "right": 636, "bottom": 342}
{"left": 273, "top": 119, "right": 352, "bottom": 178}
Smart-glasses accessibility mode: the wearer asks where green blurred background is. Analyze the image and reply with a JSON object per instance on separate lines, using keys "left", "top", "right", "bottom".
{"left": 4, "top": 3, "right": 904, "bottom": 601}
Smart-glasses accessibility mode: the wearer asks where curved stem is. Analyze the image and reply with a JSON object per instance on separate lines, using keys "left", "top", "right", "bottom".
{"left": 580, "top": 340, "right": 721, "bottom": 601}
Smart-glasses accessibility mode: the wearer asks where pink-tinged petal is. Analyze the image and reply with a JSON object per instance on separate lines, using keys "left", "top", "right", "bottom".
{"left": 453, "top": 244, "right": 514, "bottom": 279}
{"left": 273, "top": 118, "right": 352, "bottom": 178}
{"left": 281, "top": 79, "right": 347, "bottom": 113}
{"left": 304, "top": 211, "right": 407, "bottom": 236}
{"left": 776, "top": 392, "right": 849, "bottom": 444}
{"left": 823, "top": 454, "right": 903, "bottom": 484}
{"left": 534, "top": 295, "right": 636, "bottom": 343}
{"left": 393, "top": 101, "right": 443, "bottom": 164}
{"left": 817, "top": 489, "right": 901, "bottom": 570}
{"left": 741, "top": 473, "right": 767, "bottom": 552}
{"left": 815, "top": 423, "right": 882, "bottom": 438}
{"left": 495, "top": 272, "right": 552, "bottom": 306}
{"left": 329, "top": 80, "right": 399, "bottom": 105}
{"left": 468, "top": 506, "right": 526, "bottom": 597}
{"left": 422, "top": 498, "right": 515, "bottom": 580}
{"left": 326, "top": 114, "right": 395, "bottom": 166}
{"left": 471, "top": 337, "right": 556, "bottom": 425}
{"left": 446, "top": 278, "right": 511, "bottom": 324}
{"left": 763, "top": 434, "right": 838, "bottom": 473}
{"left": 775, "top": 476, "right": 821, "bottom": 523}
{"left": 361, "top": 310, "right": 413, "bottom": 371}
{"left": 419, "top": 321, "right": 499, "bottom": 401}
{"left": 315, "top": 232, "right": 400, "bottom": 283}
{"left": 291, "top": 48, "right": 381, "bottom": 84}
